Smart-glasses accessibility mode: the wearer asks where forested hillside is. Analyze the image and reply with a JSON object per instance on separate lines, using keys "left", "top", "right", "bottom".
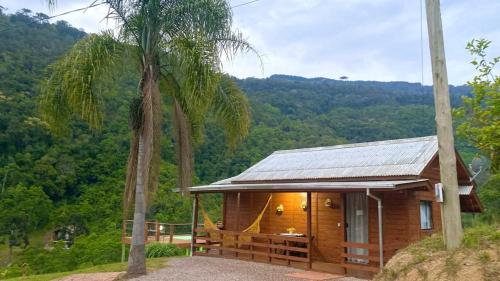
{"left": 0, "top": 10, "right": 479, "bottom": 278}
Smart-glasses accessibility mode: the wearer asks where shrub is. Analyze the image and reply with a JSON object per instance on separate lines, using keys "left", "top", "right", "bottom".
{"left": 145, "top": 243, "right": 184, "bottom": 258}
{"left": 70, "top": 231, "right": 123, "bottom": 266}
{"left": 462, "top": 223, "right": 500, "bottom": 248}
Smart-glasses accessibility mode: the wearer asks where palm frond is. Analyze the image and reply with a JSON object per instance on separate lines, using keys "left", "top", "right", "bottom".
{"left": 39, "top": 32, "right": 122, "bottom": 133}
{"left": 212, "top": 75, "right": 250, "bottom": 148}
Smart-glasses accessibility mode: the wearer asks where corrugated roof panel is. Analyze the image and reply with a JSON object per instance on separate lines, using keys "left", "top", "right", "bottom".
{"left": 458, "top": 185, "right": 473, "bottom": 195}
{"left": 189, "top": 180, "right": 430, "bottom": 193}
{"left": 232, "top": 136, "right": 438, "bottom": 182}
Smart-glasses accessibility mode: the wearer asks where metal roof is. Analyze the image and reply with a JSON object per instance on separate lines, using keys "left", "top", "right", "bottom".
{"left": 458, "top": 185, "right": 473, "bottom": 196}
{"left": 231, "top": 136, "right": 438, "bottom": 182}
{"left": 189, "top": 179, "right": 430, "bottom": 193}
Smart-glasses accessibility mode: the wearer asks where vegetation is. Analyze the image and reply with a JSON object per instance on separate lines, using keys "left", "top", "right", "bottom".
{"left": 374, "top": 224, "right": 500, "bottom": 281}
{"left": 0, "top": 9, "right": 498, "bottom": 280}
{"left": 2, "top": 257, "right": 169, "bottom": 281}
{"left": 455, "top": 39, "right": 500, "bottom": 225}
{"left": 145, "top": 243, "right": 185, "bottom": 258}
{"left": 456, "top": 39, "right": 500, "bottom": 173}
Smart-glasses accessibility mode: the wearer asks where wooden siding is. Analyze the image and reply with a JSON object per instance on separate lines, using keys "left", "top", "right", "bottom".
{"left": 224, "top": 192, "right": 345, "bottom": 264}
{"left": 224, "top": 189, "right": 444, "bottom": 266}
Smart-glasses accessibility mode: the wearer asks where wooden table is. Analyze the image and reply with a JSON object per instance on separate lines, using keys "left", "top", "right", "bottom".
{"left": 276, "top": 233, "right": 307, "bottom": 258}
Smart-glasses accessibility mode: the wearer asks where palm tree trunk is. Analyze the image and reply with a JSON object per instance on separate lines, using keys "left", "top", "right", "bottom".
{"left": 127, "top": 134, "right": 147, "bottom": 276}
{"left": 126, "top": 61, "right": 161, "bottom": 276}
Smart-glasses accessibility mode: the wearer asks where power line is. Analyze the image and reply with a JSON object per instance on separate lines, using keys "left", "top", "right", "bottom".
{"left": 0, "top": 0, "right": 259, "bottom": 33}
{"left": 419, "top": 0, "right": 425, "bottom": 90}
{"left": 232, "top": 0, "right": 261, "bottom": 9}
{"left": 0, "top": 2, "right": 104, "bottom": 33}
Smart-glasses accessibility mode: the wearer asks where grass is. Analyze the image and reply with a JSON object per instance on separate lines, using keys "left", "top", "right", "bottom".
{"left": 374, "top": 224, "right": 500, "bottom": 281}
{"left": 3, "top": 257, "right": 170, "bottom": 281}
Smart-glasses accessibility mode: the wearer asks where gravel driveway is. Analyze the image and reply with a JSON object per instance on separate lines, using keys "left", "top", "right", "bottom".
{"left": 131, "top": 256, "right": 365, "bottom": 281}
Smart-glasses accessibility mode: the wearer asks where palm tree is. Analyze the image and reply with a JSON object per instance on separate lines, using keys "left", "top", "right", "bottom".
{"left": 40, "top": 0, "right": 255, "bottom": 276}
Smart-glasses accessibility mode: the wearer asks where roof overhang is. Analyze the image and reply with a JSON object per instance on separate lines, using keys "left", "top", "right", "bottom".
{"left": 189, "top": 179, "right": 431, "bottom": 193}
{"left": 458, "top": 185, "right": 483, "bottom": 213}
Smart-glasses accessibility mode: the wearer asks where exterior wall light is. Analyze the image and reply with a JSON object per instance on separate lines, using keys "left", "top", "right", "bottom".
{"left": 301, "top": 200, "right": 307, "bottom": 211}
{"left": 324, "top": 198, "right": 336, "bottom": 208}
{"left": 276, "top": 204, "right": 284, "bottom": 215}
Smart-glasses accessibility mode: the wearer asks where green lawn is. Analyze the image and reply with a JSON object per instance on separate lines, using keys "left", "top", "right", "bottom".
{"left": 4, "top": 257, "right": 171, "bottom": 281}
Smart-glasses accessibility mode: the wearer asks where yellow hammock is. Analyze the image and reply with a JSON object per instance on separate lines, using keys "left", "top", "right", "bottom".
{"left": 201, "top": 195, "right": 272, "bottom": 248}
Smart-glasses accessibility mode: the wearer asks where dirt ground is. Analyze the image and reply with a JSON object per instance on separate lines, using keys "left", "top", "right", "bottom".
{"left": 130, "top": 256, "right": 365, "bottom": 281}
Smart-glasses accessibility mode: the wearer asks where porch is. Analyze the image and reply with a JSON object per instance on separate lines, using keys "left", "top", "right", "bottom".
{"left": 190, "top": 185, "right": 422, "bottom": 276}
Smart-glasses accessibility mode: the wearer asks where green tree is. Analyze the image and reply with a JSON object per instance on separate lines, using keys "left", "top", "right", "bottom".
{"left": 40, "top": 0, "right": 253, "bottom": 276}
{"left": 0, "top": 185, "right": 52, "bottom": 262}
{"left": 455, "top": 39, "right": 500, "bottom": 172}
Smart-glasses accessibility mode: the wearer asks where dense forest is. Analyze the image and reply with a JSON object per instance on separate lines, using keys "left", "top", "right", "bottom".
{"left": 0, "top": 9, "right": 490, "bottom": 278}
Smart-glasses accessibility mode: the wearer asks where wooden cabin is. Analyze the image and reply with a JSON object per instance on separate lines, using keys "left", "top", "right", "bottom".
{"left": 189, "top": 136, "right": 482, "bottom": 278}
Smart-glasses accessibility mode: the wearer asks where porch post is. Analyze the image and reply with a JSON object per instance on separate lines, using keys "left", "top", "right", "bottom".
{"left": 306, "top": 191, "right": 312, "bottom": 270}
{"left": 190, "top": 193, "right": 199, "bottom": 256}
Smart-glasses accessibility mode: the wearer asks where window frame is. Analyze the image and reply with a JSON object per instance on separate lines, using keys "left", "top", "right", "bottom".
{"left": 419, "top": 200, "right": 433, "bottom": 230}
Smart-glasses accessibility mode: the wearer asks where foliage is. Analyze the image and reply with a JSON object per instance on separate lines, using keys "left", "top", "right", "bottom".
{"left": 0, "top": 185, "right": 52, "bottom": 256}
{"left": 1, "top": 258, "right": 169, "bottom": 281}
{"left": 145, "top": 243, "right": 184, "bottom": 258}
{"left": 7, "top": 231, "right": 122, "bottom": 278}
{"left": 462, "top": 223, "right": 500, "bottom": 249}
{"left": 455, "top": 39, "right": 500, "bottom": 172}
{"left": 475, "top": 174, "right": 500, "bottom": 224}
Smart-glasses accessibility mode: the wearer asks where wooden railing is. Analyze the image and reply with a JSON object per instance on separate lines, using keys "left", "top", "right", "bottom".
{"left": 340, "top": 241, "right": 405, "bottom": 273}
{"left": 193, "top": 228, "right": 311, "bottom": 268}
{"left": 121, "top": 220, "right": 198, "bottom": 244}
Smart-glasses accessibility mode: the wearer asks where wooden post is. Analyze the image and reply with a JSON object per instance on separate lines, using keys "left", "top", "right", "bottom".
{"left": 121, "top": 220, "right": 127, "bottom": 242}
{"left": 306, "top": 192, "right": 312, "bottom": 270}
{"left": 191, "top": 194, "right": 199, "bottom": 255}
{"left": 222, "top": 193, "right": 227, "bottom": 228}
{"left": 425, "top": 0, "right": 463, "bottom": 249}
{"left": 268, "top": 238, "right": 272, "bottom": 263}
{"left": 236, "top": 192, "right": 241, "bottom": 231}
{"left": 169, "top": 224, "right": 174, "bottom": 243}
{"left": 155, "top": 221, "right": 160, "bottom": 242}
{"left": 121, "top": 243, "right": 126, "bottom": 263}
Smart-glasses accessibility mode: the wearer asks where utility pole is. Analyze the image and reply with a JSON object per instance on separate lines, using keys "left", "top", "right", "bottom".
{"left": 425, "top": 0, "right": 463, "bottom": 249}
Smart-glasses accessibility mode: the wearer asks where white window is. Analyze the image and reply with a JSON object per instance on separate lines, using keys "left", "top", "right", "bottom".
{"left": 420, "top": 201, "right": 433, "bottom": 230}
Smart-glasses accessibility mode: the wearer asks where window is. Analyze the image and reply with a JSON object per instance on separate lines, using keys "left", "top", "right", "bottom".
{"left": 420, "top": 201, "right": 433, "bottom": 230}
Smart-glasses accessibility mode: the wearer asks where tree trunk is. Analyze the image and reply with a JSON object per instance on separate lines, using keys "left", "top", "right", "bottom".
{"left": 425, "top": 0, "right": 463, "bottom": 249}
{"left": 127, "top": 134, "right": 147, "bottom": 276}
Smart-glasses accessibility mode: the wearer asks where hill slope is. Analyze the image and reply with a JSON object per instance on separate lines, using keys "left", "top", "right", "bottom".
{"left": 373, "top": 225, "right": 500, "bottom": 281}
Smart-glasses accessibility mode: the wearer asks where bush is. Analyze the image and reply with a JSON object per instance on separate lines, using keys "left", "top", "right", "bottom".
{"left": 3, "top": 231, "right": 123, "bottom": 279}
{"left": 462, "top": 223, "right": 500, "bottom": 248}
{"left": 145, "top": 243, "right": 184, "bottom": 258}
{"left": 70, "top": 231, "right": 123, "bottom": 266}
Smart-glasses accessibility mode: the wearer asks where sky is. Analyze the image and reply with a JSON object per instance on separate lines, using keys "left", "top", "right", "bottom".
{"left": 3, "top": 0, "right": 499, "bottom": 85}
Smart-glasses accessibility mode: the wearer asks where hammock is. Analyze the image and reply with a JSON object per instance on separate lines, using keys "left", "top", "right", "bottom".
{"left": 201, "top": 195, "right": 272, "bottom": 248}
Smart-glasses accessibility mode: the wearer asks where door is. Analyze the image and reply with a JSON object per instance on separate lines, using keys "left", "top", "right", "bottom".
{"left": 345, "top": 192, "right": 368, "bottom": 263}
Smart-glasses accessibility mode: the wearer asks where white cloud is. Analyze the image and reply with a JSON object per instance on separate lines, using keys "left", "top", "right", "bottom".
{"left": 3, "top": 0, "right": 500, "bottom": 84}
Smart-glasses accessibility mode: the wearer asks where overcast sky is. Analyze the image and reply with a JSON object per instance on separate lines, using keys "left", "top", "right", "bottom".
{"left": 3, "top": 0, "right": 499, "bottom": 85}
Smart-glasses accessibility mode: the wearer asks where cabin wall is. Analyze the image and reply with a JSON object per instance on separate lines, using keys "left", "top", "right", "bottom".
{"left": 223, "top": 188, "right": 442, "bottom": 265}
{"left": 223, "top": 192, "right": 344, "bottom": 264}
{"left": 368, "top": 188, "right": 442, "bottom": 262}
